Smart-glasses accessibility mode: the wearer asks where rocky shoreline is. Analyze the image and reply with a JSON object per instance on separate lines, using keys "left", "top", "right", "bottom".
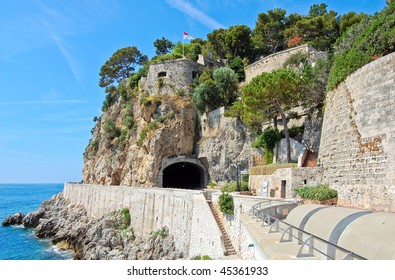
{"left": 2, "top": 194, "right": 183, "bottom": 260}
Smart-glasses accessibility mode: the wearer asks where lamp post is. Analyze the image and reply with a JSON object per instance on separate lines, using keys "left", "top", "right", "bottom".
{"left": 231, "top": 161, "right": 240, "bottom": 192}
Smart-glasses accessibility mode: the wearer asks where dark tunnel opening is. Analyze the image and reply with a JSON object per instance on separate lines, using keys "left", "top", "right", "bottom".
{"left": 162, "top": 162, "right": 204, "bottom": 189}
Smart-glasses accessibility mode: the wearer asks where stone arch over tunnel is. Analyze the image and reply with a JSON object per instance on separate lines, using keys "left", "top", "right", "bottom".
{"left": 159, "top": 156, "right": 207, "bottom": 189}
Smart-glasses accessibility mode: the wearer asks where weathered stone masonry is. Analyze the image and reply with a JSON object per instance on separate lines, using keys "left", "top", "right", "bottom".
{"left": 319, "top": 53, "right": 395, "bottom": 211}
{"left": 244, "top": 44, "right": 326, "bottom": 83}
{"left": 63, "top": 183, "right": 225, "bottom": 258}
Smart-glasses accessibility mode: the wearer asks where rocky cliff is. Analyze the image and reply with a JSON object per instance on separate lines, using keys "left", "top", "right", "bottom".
{"left": 83, "top": 78, "right": 197, "bottom": 187}
{"left": 198, "top": 107, "right": 253, "bottom": 184}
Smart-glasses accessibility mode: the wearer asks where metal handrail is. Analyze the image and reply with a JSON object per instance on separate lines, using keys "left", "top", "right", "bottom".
{"left": 249, "top": 199, "right": 296, "bottom": 217}
{"left": 249, "top": 202, "right": 366, "bottom": 260}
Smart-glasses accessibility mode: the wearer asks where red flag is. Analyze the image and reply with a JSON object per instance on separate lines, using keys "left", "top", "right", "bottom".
{"left": 183, "top": 32, "right": 194, "bottom": 40}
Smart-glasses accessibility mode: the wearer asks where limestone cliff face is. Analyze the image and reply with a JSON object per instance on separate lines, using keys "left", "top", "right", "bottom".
{"left": 82, "top": 83, "right": 197, "bottom": 187}
{"left": 198, "top": 107, "right": 253, "bottom": 183}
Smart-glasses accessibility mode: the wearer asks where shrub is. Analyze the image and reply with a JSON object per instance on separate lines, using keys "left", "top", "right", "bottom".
{"left": 118, "top": 129, "right": 129, "bottom": 151}
{"left": 137, "top": 121, "right": 160, "bottom": 147}
{"left": 140, "top": 94, "right": 162, "bottom": 106}
{"left": 252, "top": 127, "right": 281, "bottom": 150}
{"left": 328, "top": 4, "right": 395, "bottom": 90}
{"left": 294, "top": 184, "right": 337, "bottom": 201}
{"left": 151, "top": 227, "right": 168, "bottom": 238}
{"left": 218, "top": 192, "right": 234, "bottom": 215}
{"left": 102, "top": 91, "right": 116, "bottom": 112}
{"left": 283, "top": 52, "right": 308, "bottom": 68}
{"left": 103, "top": 119, "right": 121, "bottom": 140}
{"left": 193, "top": 255, "right": 213, "bottom": 260}
{"left": 222, "top": 181, "right": 248, "bottom": 192}
{"left": 121, "top": 208, "right": 131, "bottom": 225}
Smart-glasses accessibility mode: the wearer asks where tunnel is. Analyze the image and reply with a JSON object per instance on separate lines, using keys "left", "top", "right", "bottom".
{"left": 162, "top": 162, "right": 205, "bottom": 189}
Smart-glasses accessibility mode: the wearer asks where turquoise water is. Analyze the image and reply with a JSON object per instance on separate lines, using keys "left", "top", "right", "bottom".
{"left": 0, "top": 183, "right": 72, "bottom": 260}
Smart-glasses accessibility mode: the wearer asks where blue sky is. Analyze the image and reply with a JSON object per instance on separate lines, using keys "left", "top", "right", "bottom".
{"left": 0, "top": 0, "right": 387, "bottom": 183}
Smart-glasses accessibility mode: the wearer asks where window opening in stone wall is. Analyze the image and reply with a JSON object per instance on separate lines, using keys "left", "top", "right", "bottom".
{"left": 192, "top": 71, "right": 198, "bottom": 80}
{"left": 158, "top": 71, "right": 167, "bottom": 78}
{"left": 281, "top": 180, "right": 286, "bottom": 198}
{"left": 304, "top": 180, "right": 307, "bottom": 185}
{"left": 208, "top": 62, "right": 214, "bottom": 68}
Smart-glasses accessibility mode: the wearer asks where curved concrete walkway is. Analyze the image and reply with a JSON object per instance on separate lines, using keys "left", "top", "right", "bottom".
{"left": 242, "top": 204, "right": 395, "bottom": 260}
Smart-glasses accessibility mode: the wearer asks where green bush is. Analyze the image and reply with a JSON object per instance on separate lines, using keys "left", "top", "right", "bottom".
{"left": 294, "top": 184, "right": 337, "bottom": 201}
{"left": 283, "top": 52, "right": 308, "bottom": 68}
{"left": 218, "top": 192, "right": 234, "bottom": 215}
{"left": 151, "top": 227, "right": 168, "bottom": 238}
{"left": 118, "top": 129, "right": 129, "bottom": 151}
{"left": 193, "top": 255, "right": 213, "bottom": 260}
{"left": 328, "top": 4, "right": 395, "bottom": 90}
{"left": 102, "top": 91, "right": 117, "bottom": 112}
{"left": 137, "top": 121, "right": 160, "bottom": 147}
{"left": 140, "top": 94, "right": 162, "bottom": 106}
{"left": 121, "top": 208, "right": 131, "bottom": 225}
{"left": 279, "top": 125, "right": 304, "bottom": 139}
{"left": 252, "top": 127, "right": 281, "bottom": 150}
{"left": 103, "top": 119, "right": 121, "bottom": 140}
{"left": 221, "top": 181, "right": 248, "bottom": 192}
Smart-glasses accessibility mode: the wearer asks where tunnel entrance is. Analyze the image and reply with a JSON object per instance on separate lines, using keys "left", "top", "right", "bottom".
{"left": 162, "top": 162, "right": 204, "bottom": 189}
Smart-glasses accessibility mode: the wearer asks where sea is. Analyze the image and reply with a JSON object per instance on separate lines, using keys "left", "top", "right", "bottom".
{"left": 0, "top": 183, "right": 72, "bottom": 260}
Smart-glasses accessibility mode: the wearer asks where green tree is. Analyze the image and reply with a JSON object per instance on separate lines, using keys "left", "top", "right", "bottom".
{"left": 228, "top": 56, "right": 246, "bottom": 82}
{"left": 99, "top": 46, "right": 148, "bottom": 89}
{"left": 172, "top": 41, "right": 202, "bottom": 60}
{"left": 207, "top": 25, "right": 252, "bottom": 60}
{"left": 308, "top": 3, "right": 328, "bottom": 17}
{"left": 192, "top": 80, "right": 221, "bottom": 113}
{"left": 284, "top": 4, "right": 339, "bottom": 51}
{"left": 192, "top": 67, "right": 238, "bottom": 113}
{"left": 153, "top": 37, "right": 174, "bottom": 55}
{"left": 339, "top": 12, "right": 368, "bottom": 34}
{"left": 213, "top": 67, "right": 238, "bottom": 109}
{"left": 252, "top": 8, "right": 288, "bottom": 56}
{"left": 232, "top": 69, "right": 302, "bottom": 163}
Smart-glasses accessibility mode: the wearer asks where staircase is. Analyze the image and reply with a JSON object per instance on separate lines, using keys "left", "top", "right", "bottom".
{"left": 206, "top": 200, "right": 236, "bottom": 256}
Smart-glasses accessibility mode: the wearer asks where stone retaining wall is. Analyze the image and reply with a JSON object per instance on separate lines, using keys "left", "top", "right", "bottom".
{"left": 63, "top": 183, "right": 224, "bottom": 259}
{"left": 319, "top": 52, "right": 395, "bottom": 211}
{"left": 244, "top": 44, "right": 326, "bottom": 82}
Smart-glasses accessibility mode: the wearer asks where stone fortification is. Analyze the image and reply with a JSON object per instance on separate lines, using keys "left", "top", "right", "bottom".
{"left": 244, "top": 44, "right": 326, "bottom": 82}
{"left": 140, "top": 58, "right": 202, "bottom": 96}
{"left": 319, "top": 52, "right": 395, "bottom": 211}
{"left": 63, "top": 183, "right": 225, "bottom": 259}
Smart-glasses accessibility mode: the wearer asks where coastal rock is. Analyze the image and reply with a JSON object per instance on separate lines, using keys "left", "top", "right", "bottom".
{"left": 21, "top": 193, "right": 183, "bottom": 260}
{"left": 2, "top": 212, "right": 25, "bottom": 226}
{"left": 22, "top": 210, "right": 44, "bottom": 228}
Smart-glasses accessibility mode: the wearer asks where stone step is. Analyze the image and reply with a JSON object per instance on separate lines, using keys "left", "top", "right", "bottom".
{"left": 206, "top": 198, "right": 237, "bottom": 256}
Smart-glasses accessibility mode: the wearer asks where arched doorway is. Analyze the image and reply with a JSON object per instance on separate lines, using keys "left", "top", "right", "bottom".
{"left": 162, "top": 162, "right": 204, "bottom": 189}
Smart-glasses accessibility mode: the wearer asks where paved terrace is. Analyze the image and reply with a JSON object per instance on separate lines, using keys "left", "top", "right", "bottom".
{"left": 243, "top": 203, "right": 395, "bottom": 260}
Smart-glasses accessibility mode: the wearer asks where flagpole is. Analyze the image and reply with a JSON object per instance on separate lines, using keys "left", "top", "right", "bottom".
{"left": 182, "top": 36, "right": 185, "bottom": 58}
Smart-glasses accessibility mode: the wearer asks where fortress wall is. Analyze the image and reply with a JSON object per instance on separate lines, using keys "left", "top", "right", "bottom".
{"left": 63, "top": 183, "right": 224, "bottom": 258}
{"left": 244, "top": 44, "right": 326, "bottom": 83}
{"left": 319, "top": 52, "right": 395, "bottom": 211}
{"left": 141, "top": 58, "right": 202, "bottom": 96}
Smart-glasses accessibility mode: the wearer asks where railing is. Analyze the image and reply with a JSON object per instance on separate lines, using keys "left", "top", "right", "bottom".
{"left": 249, "top": 202, "right": 366, "bottom": 260}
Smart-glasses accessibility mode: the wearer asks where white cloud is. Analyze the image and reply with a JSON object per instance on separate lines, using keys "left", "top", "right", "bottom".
{"left": 166, "top": 0, "right": 225, "bottom": 30}
{"left": 0, "top": 0, "right": 119, "bottom": 59}
{"left": 41, "top": 19, "right": 82, "bottom": 82}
